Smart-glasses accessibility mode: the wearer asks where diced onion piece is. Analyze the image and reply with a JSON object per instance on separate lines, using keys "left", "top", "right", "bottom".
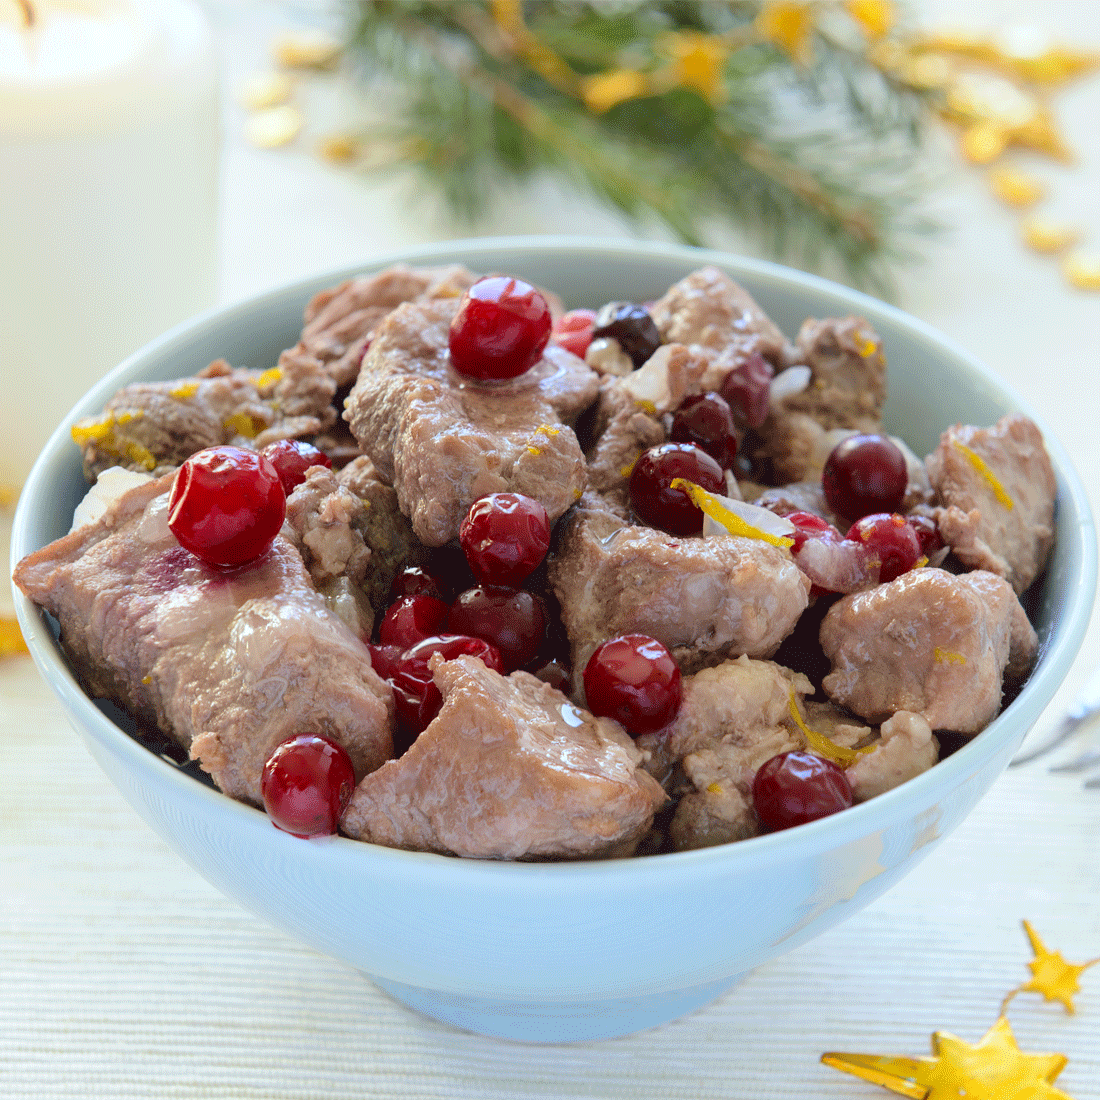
{"left": 769, "top": 365, "right": 811, "bottom": 406}
{"left": 619, "top": 345, "right": 674, "bottom": 412}
{"left": 794, "top": 535, "right": 876, "bottom": 593}
{"left": 71, "top": 467, "right": 154, "bottom": 532}
{"left": 671, "top": 479, "right": 795, "bottom": 548}
{"left": 787, "top": 691, "right": 872, "bottom": 767}
{"left": 584, "top": 337, "right": 633, "bottom": 377}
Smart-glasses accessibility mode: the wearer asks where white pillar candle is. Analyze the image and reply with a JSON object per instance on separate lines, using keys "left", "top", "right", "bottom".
{"left": 0, "top": 0, "right": 220, "bottom": 487}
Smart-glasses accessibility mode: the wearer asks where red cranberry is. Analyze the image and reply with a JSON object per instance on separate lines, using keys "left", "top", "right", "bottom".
{"left": 719, "top": 353, "right": 774, "bottom": 429}
{"left": 260, "top": 439, "right": 333, "bottom": 495}
{"left": 167, "top": 445, "right": 286, "bottom": 569}
{"left": 378, "top": 594, "right": 449, "bottom": 649}
{"left": 628, "top": 443, "right": 724, "bottom": 536}
{"left": 390, "top": 635, "right": 505, "bottom": 749}
{"left": 447, "top": 587, "right": 547, "bottom": 671}
{"left": 847, "top": 513, "right": 921, "bottom": 583}
{"left": 552, "top": 308, "right": 597, "bottom": 358}
{"left": 670, "top": 393, "right": 738, "bottom": 469}
{"left": 786, "top": 511, "right": 836, "bottom": 553}
{"left": 366, "top": 643, "right": 405, "bottom": 682}
{"left": 389, "top": 675, "right": 442, "bottom": 754}
{"left": 401, "top": 633, "right": 505, "bottom": 681}
{"left": 449, "top": 275, "right": 552, "bottom": 381}
{"left": 591, "top": 302, "right": 662, "bottom": 368}
{"left": 389, "top": 565, "right": 449, "bottom": 602}
{"left": 582, "top": 634, "right": 682, "bottom": 735}
{"left": 261, "top": 733, "right": 356, "bottom": 838}
{"left": 822, "top": 434, "right": 907, "bottom": 521}
{"left": 459, "top": 492, "right": 551, "bottom": 586}
{"left": 908, "top": 513, "right": 945, "bottom": 559}
{"left": 752, "top": 751, "right": 853, "bottom": 831}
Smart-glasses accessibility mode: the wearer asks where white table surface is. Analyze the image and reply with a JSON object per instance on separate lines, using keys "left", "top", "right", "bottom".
{"left": 4, "top": 2, "right": 1100, "bottom": 1096}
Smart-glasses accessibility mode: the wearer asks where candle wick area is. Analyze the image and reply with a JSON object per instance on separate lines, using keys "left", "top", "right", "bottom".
{"left": 16, "top": 0, "right": 35, "bottom": 28}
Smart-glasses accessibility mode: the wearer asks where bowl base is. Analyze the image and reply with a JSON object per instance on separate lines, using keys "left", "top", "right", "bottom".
{"left": 370, "top": 972, "right": 745, "bottom": 1042}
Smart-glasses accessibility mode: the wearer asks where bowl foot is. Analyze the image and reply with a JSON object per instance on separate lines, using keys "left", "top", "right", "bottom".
{"left": 371, "top": 972, "right": 744, "bottom": 1042}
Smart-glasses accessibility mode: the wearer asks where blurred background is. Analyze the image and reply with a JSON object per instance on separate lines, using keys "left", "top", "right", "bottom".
{"left": 3, "top": 2, "right": 1100, "bottom": 1096}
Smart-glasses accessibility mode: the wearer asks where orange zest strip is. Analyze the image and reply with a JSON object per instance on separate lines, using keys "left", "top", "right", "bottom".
{"left": 933, "top": 647, "right": 967, "bottom": 665}
{"left": 787, "top": 691, "right": 871, "bottom": 767}
{"left": 951, "top": 438, "right": 1014, "bottom": 510}
{"left": 671, "top": 479, "right": 794, "bottom": 548}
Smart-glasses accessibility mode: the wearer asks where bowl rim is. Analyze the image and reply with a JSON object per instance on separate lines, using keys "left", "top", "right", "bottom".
{"left": 11, "top": 234, "right": 1098, "bottom": 883}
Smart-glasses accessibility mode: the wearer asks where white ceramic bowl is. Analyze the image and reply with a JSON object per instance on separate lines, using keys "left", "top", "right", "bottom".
{"left": 11, "top": 238, "right": 1096, "bottom": 1043}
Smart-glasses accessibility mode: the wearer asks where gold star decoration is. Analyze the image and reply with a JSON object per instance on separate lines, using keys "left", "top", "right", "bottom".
{"left": 822, "top": 1015, "right": 1074, "bottom": 1099}
{"left": 1001, "top": 920, "right": 1100, "bottom": 1015}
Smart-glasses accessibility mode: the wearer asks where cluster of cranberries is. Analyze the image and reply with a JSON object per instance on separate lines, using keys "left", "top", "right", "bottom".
{"left": 783, "top": 433, "right": 944, "bottom": 594}
{"left": 171, "top": 278, "right": 945, "bottom": 840}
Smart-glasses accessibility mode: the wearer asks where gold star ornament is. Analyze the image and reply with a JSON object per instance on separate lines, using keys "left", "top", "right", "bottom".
{"left": 822, "top": 1015, "right": 1075, "bottom": 1099}
{"left": 1003, "top": 920, "right": 1100, "bottom": 1014}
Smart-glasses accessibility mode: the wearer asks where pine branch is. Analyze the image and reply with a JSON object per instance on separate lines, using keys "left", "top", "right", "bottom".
{"left": 341, "top": 0, "right": 940, "bottom": 292}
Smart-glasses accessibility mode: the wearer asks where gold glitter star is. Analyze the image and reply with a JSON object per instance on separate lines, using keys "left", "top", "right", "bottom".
{"left": 1001, "top": 920, "right": 1100, "bottom": 1014}
{"left": 823, "top": 1015, "right": 1075, "bottom": 1099}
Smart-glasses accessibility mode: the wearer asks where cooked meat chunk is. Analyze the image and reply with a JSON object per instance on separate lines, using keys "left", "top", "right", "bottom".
{"left": 550, "top": 506, "right": 811, "bottom": 678}
{"left": 282, "top": 457, "right": 426, "bottom": 619}
{"left": 344, "top": 298, "right": 600, "bottom": 545}
{"left": 636, "top": 655, "right": 811, "bottom": 782}
{"left": 749, "top": 318, "right": 886, "bottom": 483}
{"left": 650, "top": 657, "right": 810, "bottom": 851}
{"left": 337, "top": 455, "right": 428, "bottom": 611}
{"left": 73, "top": 357, "right": 339, "bottom": 481}
{"left": 585, "top": 375, "right": 665, "bottom": 498}
{"left": 845, "top": 711, "right": 939, "bottom": 802}
{"left": 616, "top": 342, "right": 736, "bottom": 415}
{"left": 280, "top": 263, "right": 480, "bottom": 390}
{"left": 648, "top": 266, "right": 787, "bottom": 365}
{"left": 785, "top": 317, "right": 886, "bottom": 430}
{"left": 668, "top": 775, "right": 760, "bottom": 851}
{"left": 284, "top": 465, "right": 372, "bottom": 589}
{"left": 819, "top": 567, "right": 1038, "bottom": 733}
{"left": 341, "top": 655, "right": 667, "bottom": 859}
{"left": 13, "top": 475, "right": 394, "bottom": 804}
{"left": 925, "top": 414, "right": 1055, "bottom": 594}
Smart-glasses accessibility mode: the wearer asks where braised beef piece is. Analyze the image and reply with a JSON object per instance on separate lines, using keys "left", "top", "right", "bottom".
{"left": 748, "top": 317, "right": 887, "bottom": 484}
{"left": 283, "top": 263, "right": 481, "bottom": 390}
{"left": 819, "top": 567, "right": 1038, "bottom": 733}
{"left": 283, "top": 456, "right": 428, "bottom": 619}
{"left": 73, "top": 358, "right": 338, "bottom": 481}
{"left": 343, "top": 298, "right": 600, "bottom": 546}
{"left": 925, "top": 414, "right": 1055, "bottom": 595}
{"left": 13, "top": 475, "right": 394, "bottom": 805}
{"left": 648, "top": 266, "right": 789, "bottom": 364}
{"left": 845, "top": 711, "right": 938, "bottom": 802}
{"left": 341, "top": 654, "right": 666, "bottom": 859}
{"left": 549, "top": 495, "right": 811, "bottom": 681}
{"left": 584, "top": 376, "right": 665, "bottom": 501}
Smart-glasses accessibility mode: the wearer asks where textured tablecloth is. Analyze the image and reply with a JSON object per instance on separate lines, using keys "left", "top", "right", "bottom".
{"left": 4, "top": 1, "right": 1100, "bottom": 1096}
